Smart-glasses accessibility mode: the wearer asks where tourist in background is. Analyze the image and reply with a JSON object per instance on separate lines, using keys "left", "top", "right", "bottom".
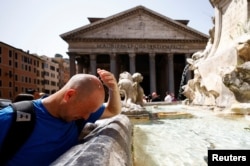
{"left": 164, "top": 91, "right": 172, "bottom": 103}
{"left": 171, "top": 92, "right": 177, "bottom": 102}
{"left": 143, "top": 95, "right": 148, "bottom": 103}
{"left": 151, "top": 92, "right": 161, "bottom": 102}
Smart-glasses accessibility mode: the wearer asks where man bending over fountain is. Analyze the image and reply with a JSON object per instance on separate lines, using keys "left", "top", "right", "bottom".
{"left": 0, "top": 68, "right": 121, "bottom": 165}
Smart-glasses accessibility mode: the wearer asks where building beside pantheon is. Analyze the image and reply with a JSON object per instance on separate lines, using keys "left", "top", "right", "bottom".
{"left": 61, "top": 5, "right": 208, "bottom": 99}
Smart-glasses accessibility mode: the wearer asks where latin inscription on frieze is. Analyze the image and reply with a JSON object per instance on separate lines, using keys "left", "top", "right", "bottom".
{"left": 96, "top": 43, "right": 184, "bottom": 49}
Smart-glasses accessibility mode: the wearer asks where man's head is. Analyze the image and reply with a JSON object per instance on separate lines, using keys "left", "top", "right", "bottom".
{"left": 152, "top": 92, "right": 157, "bottom": 98}
{"left": 67, "top": 74, "right": 105, "bottom": 120}
{"left": 44, "top": 74, "right": 105, "bottom": 122}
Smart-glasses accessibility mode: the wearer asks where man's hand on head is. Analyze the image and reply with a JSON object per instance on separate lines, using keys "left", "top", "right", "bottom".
{"left": 97, "top": 69, "right": 118, "bottom": 91}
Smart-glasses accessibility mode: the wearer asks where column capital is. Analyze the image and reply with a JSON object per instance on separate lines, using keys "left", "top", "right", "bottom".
{"left": 149, "top": 52, "right": 155, "bottom": 57}
{"left": 168, "top": 53, "right": 173, "bottom": 60}
{"left": 90, "top": 54, "right": 96, "bottom": 60}
{"left": 185, "top": 53, "right": 191, "bottom": 58}
{"left": 110, "top": 53, "right": 116, "bottom": 59}
{"left": 129, "top": 53, "right": 136, "bottom": 58}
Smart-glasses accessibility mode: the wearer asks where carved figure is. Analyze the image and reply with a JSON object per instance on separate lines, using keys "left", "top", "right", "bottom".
{"left": 223, "top": 61, "right": 250, "bottom": 102}
{"left": 118, "top": 71, "right": 144, "bottom": 105}
{"left": 236, "top": 36, "right": 250, "bottom": 62}
{"left": 132, "top": 72, "right": 144, "bottom": 105}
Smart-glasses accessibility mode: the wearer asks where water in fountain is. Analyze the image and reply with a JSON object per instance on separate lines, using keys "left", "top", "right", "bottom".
{"left": 133, "top": 104, "right": 250, "bottom": 166}
{"left": 177, "top": 64, "right": 190, "bottom": 100}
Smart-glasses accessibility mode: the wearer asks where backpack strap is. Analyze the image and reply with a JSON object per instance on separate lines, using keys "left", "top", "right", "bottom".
{"left": 0, "top": 100, "right": 36, "bottom": 165}
{"left": 75, "top": 119, "right": 84, "bottom": 134}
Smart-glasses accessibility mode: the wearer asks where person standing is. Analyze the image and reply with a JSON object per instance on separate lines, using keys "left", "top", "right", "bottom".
{"left": 151, "top": 92, "right": 161, "bottom": 102}
{"left": 170, "top": 92, "right": 177, "bottom": 102}
{"left": 164, "top": 91, "right": 172, "bottom": 103}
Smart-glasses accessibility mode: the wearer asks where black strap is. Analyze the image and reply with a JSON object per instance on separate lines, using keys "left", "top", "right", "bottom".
{"left": 0, "top": 101, "right": 36, "bottom": 165}
{"left": 75, "top": 119, "right": 84, "bottom": 134}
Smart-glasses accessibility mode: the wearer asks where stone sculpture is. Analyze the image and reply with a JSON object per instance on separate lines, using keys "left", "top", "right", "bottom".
{"left": 117, "top": 71, "right": 147, "bottom": 114}
{"left": 118, "top": 71, "right": 144, "bottom": 105}
{"left": 223, "top": 60, "right": 250, "bottom": 103}
{"left": 132, "top": 72, "right": 144, "bottom": 105}
{"left": 183, "top": 31, "right": 250, "bottom": 107}
{"left": 182, "top": 0, "right": 250, "bottom": 108}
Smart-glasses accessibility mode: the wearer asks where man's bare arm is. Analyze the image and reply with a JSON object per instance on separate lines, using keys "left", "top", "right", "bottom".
{"left": 97, "top": 69, "right": 121, "bottom": 118}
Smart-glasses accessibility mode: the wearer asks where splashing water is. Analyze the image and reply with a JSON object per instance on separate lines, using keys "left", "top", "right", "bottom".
{"left": 177, "top": 64, "right": 190, "bottom": 100}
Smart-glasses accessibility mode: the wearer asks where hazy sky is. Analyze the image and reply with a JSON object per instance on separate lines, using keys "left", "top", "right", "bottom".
{"left": 0, "top": 0, "right": 214, "bottom": 58}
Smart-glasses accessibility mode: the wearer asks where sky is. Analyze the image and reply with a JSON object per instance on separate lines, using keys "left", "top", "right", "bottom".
{"left": 0, "top": 0, "right": 214, "bottom": 58}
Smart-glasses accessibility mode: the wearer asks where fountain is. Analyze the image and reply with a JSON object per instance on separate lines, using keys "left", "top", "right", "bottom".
{"left": 53, "top": 1, "right": 250, "bottom": 165}
{"left": 177, "top": 64, "right": 190, "bottom": 100}
{"left": 117, "top": 71, "right": 193, "bottom": 121}
{"left": 132, "top": 105, "right": 250, "bottom": 166}
{"left": 130, "top": 1, "right": 250, "bottom": 165}
{"left": 183, "top": 0, "right": 250, "bottom": 112}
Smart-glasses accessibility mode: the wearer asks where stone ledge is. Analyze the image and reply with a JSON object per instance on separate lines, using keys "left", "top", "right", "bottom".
{"left": 51, "top": 114, "right": 132, "bottom": 166}
{"left": 230, "top": 103, "right": 250, "bottom": 115}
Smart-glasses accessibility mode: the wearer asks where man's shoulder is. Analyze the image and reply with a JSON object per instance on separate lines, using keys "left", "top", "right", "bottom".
{"left": 32, "top": 99, "right": 45, "bottom": 112}
{"left": 0, "top": 106, "right": 14, "bottom": 116}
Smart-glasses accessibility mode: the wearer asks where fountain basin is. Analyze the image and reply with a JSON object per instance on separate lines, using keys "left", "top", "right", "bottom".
{"left": 156, "top": 111, "right": 194, "bottom": 119}
{"left": 125, "top": 107, "right": 194, "bottom": 124}
{"left": 132, "top": 104, "right": 250, "bottom": 166}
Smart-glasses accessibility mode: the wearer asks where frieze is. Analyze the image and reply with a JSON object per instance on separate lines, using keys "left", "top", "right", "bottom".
{"left": 96, "top": 43, "right": 185, "bottom": 49}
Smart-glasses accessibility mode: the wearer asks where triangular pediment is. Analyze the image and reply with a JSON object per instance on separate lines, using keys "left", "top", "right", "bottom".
{"left": 61, "top": 6, "right": 208, "bottom": 41}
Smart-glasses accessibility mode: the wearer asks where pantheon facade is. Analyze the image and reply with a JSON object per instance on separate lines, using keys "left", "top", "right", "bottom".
{"left": 61, "top": 5, "right": 208, "bottom": 99}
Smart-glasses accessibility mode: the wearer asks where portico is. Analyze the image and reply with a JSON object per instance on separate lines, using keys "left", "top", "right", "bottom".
{"left": 61, "top": 6, "right": 208, "bottom": 99}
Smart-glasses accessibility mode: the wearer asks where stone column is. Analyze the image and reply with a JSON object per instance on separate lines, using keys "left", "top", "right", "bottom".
{"left": 149, "top": 53, "right": 156, "bottom": 93}
{"left": 185, "top": 53, "right": 192, "bottom": 81}
{"left": 90, "top": 54, "right": 97, "bottom": 75}
{"left": 168, "top": 53, "right": 175, "bottom": 93}
{"left": 68, "top": 53, "right": 76, "bottom": 77}
{"left": 110, "top": 53, "right": 117, "bottom": 78}
{"left": 76, "top": 57, "right": 84, "bottom": 74}
{"left": 129, "top": 53, "right": 136, "bottom": 74}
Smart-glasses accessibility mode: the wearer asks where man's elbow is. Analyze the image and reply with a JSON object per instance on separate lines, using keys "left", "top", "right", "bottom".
{"left": 110, "top": 106, "right": 121, "bottom": 116}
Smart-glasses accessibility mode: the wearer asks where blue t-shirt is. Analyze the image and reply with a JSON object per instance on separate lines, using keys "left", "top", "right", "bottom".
{"left": 0, "top": 99, "right": 105, "bottom": 166}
